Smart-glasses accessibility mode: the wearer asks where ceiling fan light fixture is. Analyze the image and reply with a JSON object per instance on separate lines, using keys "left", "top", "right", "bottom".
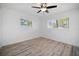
{"left": 41, "top": 8, "right": 47, "bottom": 11}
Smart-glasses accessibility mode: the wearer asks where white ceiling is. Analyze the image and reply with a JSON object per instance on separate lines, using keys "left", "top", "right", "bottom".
{"left": 0, "top": 3, "right": 79, "bottom": 14}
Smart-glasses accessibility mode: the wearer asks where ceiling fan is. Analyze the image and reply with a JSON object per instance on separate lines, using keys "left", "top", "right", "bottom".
{"left": 32, "top": 3, "right": 57, "bottom": 13}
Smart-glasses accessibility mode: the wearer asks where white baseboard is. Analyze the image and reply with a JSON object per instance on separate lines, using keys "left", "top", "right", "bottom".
{"left": 1, "top": 35, "right": 40, "bottom": 47}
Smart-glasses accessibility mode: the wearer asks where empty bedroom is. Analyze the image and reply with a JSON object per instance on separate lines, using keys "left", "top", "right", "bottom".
{"left": 0, "top": 3, "right": 79, "bottom": 56}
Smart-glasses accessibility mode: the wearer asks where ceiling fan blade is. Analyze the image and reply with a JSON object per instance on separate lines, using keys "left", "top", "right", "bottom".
{"left": 47, "top": 5, "right": 57, "bottom": 9}
{"left": 32, "top": 6, "right": 40, "bottom": 9}
{"left": 37, "top": 10, "right": 41, "bottom": 13}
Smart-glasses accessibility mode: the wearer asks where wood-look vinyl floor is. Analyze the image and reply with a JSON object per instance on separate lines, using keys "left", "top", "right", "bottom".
{"left": 0, "top": 37, "right": 79, "bottom": 56}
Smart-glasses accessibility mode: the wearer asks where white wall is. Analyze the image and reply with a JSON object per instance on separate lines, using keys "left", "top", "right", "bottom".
{"left": 42, "top": 8, "right": 79, "bottom": 47}
{"left": 0, "top": 9, "right": 3, "bottom": 47}
{"left": 0, "top": 8, "right": 40, "bottom": 47}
